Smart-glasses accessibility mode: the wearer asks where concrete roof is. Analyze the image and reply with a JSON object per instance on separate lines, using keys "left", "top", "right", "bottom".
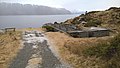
{"left": 68, "top": 30, "right": 83, "bottom": 33}
{"left": 81, "top": 27, "right": 108, "bottom": 32}
{"left": 90, "top": 27, "right": 108, "bottom": 30}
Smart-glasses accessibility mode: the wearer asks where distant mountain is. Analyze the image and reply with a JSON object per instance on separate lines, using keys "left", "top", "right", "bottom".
{"left": 71, "top": 10, "right": 85, "bottom": 14}
{"left": 0, "top": 2, "right": 71, "bottom": 15}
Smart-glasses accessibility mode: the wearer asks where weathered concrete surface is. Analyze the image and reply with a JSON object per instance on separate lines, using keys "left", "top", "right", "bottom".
{"left": 9, "top": 31, "right": 72, "bottom": 68}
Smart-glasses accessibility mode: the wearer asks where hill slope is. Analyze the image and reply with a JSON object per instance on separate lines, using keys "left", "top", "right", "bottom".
{"left": 63, "top": 7, "right": 120, "bottom": 31}
{"left": 55, "top": 7, "right": 120, "bottom": 68}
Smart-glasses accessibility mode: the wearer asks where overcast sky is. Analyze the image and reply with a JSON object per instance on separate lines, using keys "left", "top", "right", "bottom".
{"left": 0, "top": 0, "right": 120, "bottom": 11}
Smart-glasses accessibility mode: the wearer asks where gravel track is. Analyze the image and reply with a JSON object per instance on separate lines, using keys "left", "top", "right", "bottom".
{"left": 9, "top": 31, "right": 71, "bottom": 68}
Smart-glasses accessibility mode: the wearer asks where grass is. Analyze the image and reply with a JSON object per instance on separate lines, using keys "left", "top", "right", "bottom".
{"left": 45, "top": 32, "right": 111, "bottom": 68}
{"left": 83, "top": 34, "right": 120, "bottom": 68}
{"left": 83, "top": 42, "right": 109, "bottom": 57}
{"left": 0, "top": 31, "right": 21, "bottom": 68}
{"left": 18, "top": 27, "right": 46, "bottom": 32}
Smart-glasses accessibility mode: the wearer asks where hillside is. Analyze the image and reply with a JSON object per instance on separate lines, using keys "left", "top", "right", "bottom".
{"left": 0, "top": 2, "right": 71, "bottom": 15}
{"left": 43, "top": 7, "right": 120, "bottom": 68}
{"left": 63, "top": 7, "right": 120, "bottom": 31}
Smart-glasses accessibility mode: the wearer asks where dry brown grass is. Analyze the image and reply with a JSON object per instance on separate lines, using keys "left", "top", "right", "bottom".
{"left": 18, "top": 27, "right": 46, "bottom": 32}
{"left": 45, "top": 32, "right": 111, "bottom": 68}
{"left": 0, "top": 31, "right": 21, "bottom": 68}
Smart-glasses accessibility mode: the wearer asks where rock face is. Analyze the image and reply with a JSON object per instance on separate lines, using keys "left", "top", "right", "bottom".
{"left": 0, "top": 3, "right": 71, "bottom": 15}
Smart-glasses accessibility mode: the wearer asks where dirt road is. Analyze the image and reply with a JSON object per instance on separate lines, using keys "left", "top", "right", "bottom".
{"left": 9, "top": 31, "right": 71, "bottom": 68}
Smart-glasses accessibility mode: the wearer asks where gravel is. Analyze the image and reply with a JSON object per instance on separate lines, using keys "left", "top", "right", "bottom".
{"left": 9, "top": 31, "right": 72, "bottom": 68}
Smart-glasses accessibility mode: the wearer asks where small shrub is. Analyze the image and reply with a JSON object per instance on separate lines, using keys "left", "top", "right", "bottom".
{"left": 83, "top": 42, "right": 109, "bottom": 57}
{"left": 83, "top": 34, "right": 120, "bottom": 58}
{"left": 84, "top": 19, "right": 102, "bottom": 27}
{"left": 83, "top": 34, "right": 120, "bottom": 68}
{"left": 72, "top": 17, "right": 80, "bottom": 24}
{"left": 42, "top": 26, "right": 55, "bottom": 32}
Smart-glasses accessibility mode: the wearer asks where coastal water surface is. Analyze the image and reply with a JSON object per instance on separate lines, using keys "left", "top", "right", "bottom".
{"left": 0, "top": 14, "right": 80, "bottom": 28}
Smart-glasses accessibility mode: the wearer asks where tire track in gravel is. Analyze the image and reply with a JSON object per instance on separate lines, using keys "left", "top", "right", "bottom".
{"left": 9, "top": 43, "right": 33, "bottom": 68}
